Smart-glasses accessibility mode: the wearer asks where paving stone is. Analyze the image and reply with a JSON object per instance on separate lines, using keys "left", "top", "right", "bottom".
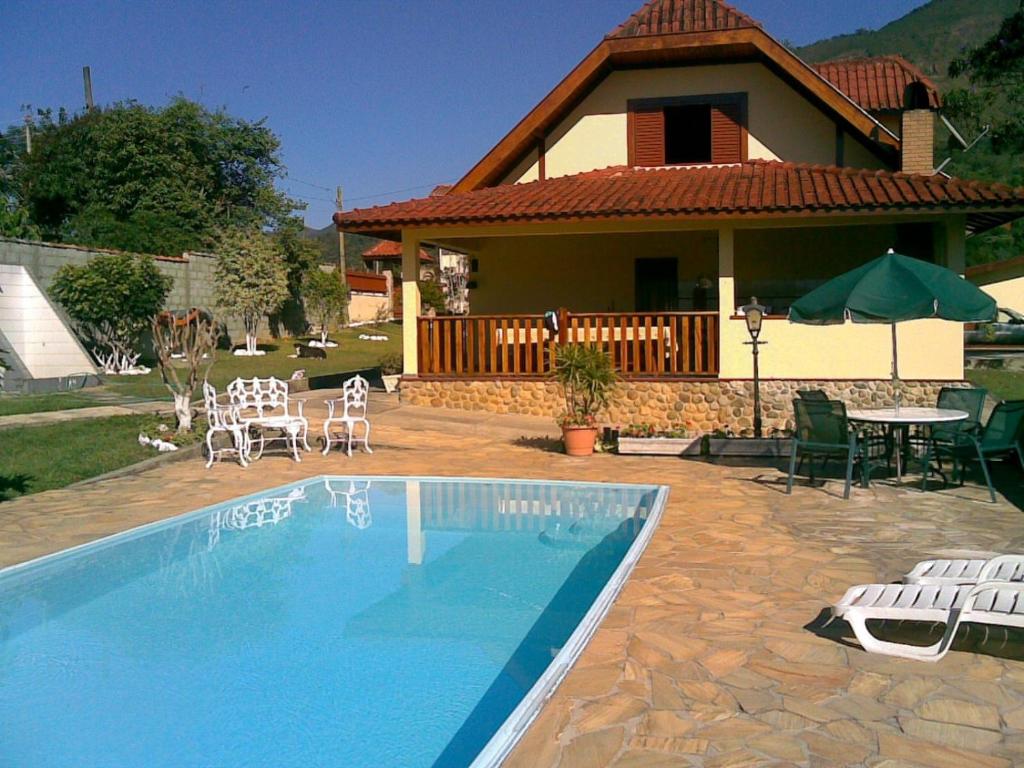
{"left": 882, "top": 677, "right": 944, "bottom": 709}
{"left": 898, "top": 716, "right": 1002, "bottom": 752}
{"left": 636, "top": 711, "right": 697, "bottom": 737}
{"left": 878, "top": 731, "right": 1010, "bottom": 768}
{"left": 626, "top": 735, "right": 709, "bottom": 754}
{"left": 747, "top": 733, "right": 807, "bottom": 762}
{"left": 915, "top": 698, "right": 1000, "bottom": 730}
{"left": 611, "top": 750, "right": 695, "bottom": 767}
{"left": 802, "top": 731, "right": 872, "bottom": 764}
{"left": 574, "top": 695, "right": 649, "bottom": 734}
{"left": 557, "top": 727, "right": 625, "bottom": 768}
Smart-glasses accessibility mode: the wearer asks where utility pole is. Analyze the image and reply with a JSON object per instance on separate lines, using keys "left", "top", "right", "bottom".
{"left": 336, "top": 185, "right": 349, "bottom": 323}
{"left": 23, "top": 115, "right": 32, "bottom": 154}
{"left": 83, "top": 66, "right": 94, "bottom": 111}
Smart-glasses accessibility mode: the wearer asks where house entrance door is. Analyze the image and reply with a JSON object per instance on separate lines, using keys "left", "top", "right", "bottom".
{"left": 635, "top": 258, "right": 679, "bottom": 311}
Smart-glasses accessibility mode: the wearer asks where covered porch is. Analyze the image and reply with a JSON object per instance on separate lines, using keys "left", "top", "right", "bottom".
{"left": 398, "top": 215, "right": 966, "bottom": 384}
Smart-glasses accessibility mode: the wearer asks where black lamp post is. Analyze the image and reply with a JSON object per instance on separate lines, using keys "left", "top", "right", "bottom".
{"left": 741, "top": 297, "right": 767, "bottom": 438}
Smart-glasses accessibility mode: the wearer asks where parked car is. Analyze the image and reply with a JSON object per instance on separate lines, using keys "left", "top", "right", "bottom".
{"left": 965, "top": 307, "right": 1024, "bottom": 345}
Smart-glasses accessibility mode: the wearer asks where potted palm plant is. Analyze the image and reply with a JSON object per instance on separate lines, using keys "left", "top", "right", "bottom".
{"left": 554, "top": 344, "right": 616, "bottom": 456}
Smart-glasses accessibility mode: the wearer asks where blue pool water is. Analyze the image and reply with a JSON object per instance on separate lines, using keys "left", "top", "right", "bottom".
{"left": 0, "top": 477, "right": 664, "bottom": 768}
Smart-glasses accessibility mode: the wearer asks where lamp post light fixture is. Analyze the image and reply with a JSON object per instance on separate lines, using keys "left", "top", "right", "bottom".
{"left": 741, "top": 297, "right": 767, "bottom": 439}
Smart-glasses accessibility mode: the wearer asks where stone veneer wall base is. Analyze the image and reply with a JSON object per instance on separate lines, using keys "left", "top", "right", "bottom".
{"left": 400, "top": 378, "right": 967, "bottom": 434}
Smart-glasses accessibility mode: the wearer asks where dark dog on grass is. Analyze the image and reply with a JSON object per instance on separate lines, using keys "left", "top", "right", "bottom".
{"left": 294, "top": 344, "right": 327, "bottom": 360}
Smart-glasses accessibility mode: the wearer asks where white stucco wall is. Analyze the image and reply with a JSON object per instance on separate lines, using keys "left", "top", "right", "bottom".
{"left": 502, "top": 63, "right": 889, "bottom": 185}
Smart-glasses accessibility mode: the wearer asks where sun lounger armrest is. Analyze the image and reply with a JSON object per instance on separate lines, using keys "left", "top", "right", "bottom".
{"left": 977, "top": 556, "right": 1024, "bottom": 583}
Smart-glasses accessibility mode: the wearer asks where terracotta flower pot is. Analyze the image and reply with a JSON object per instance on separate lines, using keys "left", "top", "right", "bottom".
{"left": 562, "top": 425, "right": 598, "bottom": 456}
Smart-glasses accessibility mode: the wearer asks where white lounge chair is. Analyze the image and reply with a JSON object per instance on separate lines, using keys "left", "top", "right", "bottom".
{"left": 904, "top": 555, "right": 1024, "bottom": 586}
{"left": 833, "top": 581, "right": 1024, "bottom": 661}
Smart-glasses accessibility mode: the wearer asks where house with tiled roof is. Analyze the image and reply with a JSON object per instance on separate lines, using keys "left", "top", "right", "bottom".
{"left": 361, "top": 240, "right": 434, "bottom": 277}
{"left": 336, "top": 0, "right": 1024, "bottom": 431}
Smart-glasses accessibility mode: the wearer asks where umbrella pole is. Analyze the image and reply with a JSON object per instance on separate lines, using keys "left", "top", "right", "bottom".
{"left": 891, "top": 322, "right": 900, "bottom": 413}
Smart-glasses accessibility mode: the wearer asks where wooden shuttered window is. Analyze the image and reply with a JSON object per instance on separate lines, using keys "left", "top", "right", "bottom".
{"left": 710, "top": 101, "right": 742, "bottom": 164}
{"left": 629, "top": 108, "right": 665, "bottom": 167}
{"left": 629, "top": 94, "right": 745, "bottom": 167}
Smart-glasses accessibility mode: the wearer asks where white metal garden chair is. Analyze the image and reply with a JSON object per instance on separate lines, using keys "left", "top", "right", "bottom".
{"left": 227, "top": 376, "right": 310, "bottom": 463}
{"left": 202, "top": 382, "right": 250, "bottom": 469}
{"left": 322, "top": 478, "right": 373, "bottom": 529}
{"left": 322, "top": 375, "right": 373, "bottom": 456}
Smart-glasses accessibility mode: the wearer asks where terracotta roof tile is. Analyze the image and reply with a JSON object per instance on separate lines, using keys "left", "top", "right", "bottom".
{"left": 606, "top": 0, "right": 759, "bottom": 38}
{"left": 813, "top": 56, "right": 941, "bottom": 112}
{"left": 361, "top": 240, "right": 434, "bottom": 262}
{"left": 337, "top": 161, "right": 1024, "bottom": 235}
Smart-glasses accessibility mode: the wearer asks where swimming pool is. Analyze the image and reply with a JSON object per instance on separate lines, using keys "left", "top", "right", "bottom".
{"left": 0, "top": 476, "right": 667, "bottom": 768}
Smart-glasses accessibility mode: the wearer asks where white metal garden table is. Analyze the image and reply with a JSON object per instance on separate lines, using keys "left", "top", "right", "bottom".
{"left": 847, "top": 407, "right": 968, "bottom": 484}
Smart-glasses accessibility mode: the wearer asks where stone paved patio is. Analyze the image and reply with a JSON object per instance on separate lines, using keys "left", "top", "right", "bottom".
{"left": 2, "top": 397, "right": 1024, "bottom": 767}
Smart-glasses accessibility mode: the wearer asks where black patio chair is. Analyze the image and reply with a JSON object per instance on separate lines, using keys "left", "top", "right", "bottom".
{"left": 786, "top": 399, "right": 873, "bottom": 500}
{"left": 932, "top": 399, "right": 1024, "bottom": 503}
{"left": 918, "top": 386, "right": 988, "bottom": 487}
{"left": 797, "top": 389, "right": 829, "bottom": 401}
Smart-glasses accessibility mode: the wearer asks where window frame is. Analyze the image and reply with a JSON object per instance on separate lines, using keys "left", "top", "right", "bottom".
{"left": 627, "top": 92, "right": 749, "bottom": 167}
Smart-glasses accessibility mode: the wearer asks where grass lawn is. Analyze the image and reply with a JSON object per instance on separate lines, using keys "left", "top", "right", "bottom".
{"left": 0, "top": 392, "right": 102, "bottom": 417}
{"left": 966, "top": 369, "right": 1024, "bottom": 400}
{"left": 0, "top": 415, "right": 157, "bottom": 500}
{"left": 100, "top": 322, "right": 403, "bottom": 401}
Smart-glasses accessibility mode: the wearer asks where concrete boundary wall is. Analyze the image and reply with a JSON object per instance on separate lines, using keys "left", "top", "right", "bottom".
{"left": 0, "top": 237, "right": 246, "bottom": 343}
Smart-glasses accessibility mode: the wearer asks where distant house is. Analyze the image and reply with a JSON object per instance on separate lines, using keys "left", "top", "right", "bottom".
{"left": 336, "top": 0, "right": 1024, "bottom": 431}
{"left": 361, "top": 240, "right": 434, "bottom": 279}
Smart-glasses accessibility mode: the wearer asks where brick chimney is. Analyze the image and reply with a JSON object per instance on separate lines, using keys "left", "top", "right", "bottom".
{"left": 900, "top": 109, "right": 934, "bottom": 175}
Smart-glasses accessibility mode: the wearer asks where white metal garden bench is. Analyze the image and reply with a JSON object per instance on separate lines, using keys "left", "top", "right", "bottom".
{"left": 227, "top": 376, "right": 310, "bottom": 463}
{"left": 207, "top": 487, "right": 306, "bottom": 549}
{"left": 903, "top": 554, "right": 1024, "bottom": 586}
{"left": 322, "top": 375, "right": 373, "bottom": 456}
{"left": 202, "top": 382, "right": 251, "bottom": 469}
{"left": 833, "top": 580, "right": 1024, "bottom": 661}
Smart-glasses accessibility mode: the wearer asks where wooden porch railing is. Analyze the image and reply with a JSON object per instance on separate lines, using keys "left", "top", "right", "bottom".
{"left": 417, "top": 311, "right": 719, "bottom": 377}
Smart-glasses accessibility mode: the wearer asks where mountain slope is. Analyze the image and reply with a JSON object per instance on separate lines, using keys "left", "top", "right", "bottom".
{"left": 796, "top": 0, "right": 1017, "bottom": 90}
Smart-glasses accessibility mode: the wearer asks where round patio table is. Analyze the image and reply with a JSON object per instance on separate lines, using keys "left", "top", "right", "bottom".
{"left": 847, "top": 407, "right": 968, "bottom": 484}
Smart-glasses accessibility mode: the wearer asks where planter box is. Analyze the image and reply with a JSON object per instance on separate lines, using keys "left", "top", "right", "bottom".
{"left": 617, "top": 436, "right": 701, "bottom": 456}
{"left": 706, "top": 437, "right": 791, "bottom": 458}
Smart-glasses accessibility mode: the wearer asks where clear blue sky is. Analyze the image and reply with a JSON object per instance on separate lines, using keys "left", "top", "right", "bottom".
{"left": 1, "top": 0, "right": 926, "bottom": 228}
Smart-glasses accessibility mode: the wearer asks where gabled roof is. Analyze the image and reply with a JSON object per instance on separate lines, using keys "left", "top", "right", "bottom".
{"left": 361, "top": 240, "right": 434, "bottom": 262}
{"left": 448, "top": 1, "right": 899, "bottom": 194}
{"left": 337, "top": 161, "right": 1024, "bottom": 236}
{"left": 814, "top": 56, "right": 941, "bottom": 113}
{"left": 607, "top": 0, "right": 758, "bottom": 38}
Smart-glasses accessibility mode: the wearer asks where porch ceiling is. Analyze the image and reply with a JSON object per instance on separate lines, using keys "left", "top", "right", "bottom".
{"left": 335, "top": 161, "right": 1024, "bottom": 240}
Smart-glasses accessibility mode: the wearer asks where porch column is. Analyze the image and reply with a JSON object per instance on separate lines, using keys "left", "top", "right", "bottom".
{"left": 401, "top": 232, "right": 421, "bottom": 376}
{"left": 717, "top": 226, "right": 742, "bottom": 376}
{"left": 937, "top": 216, "right": 967, "bottom": 275}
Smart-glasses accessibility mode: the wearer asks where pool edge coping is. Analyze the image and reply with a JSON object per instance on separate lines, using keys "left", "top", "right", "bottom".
{"left": 470, "top": 483, "right": 671, "bottom": 768}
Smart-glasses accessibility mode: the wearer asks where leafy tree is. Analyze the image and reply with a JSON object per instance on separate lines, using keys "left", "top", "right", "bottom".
{"left": 271, "top": 217, "right": 323, "bottom": 335}
{"left": 418, "top": 277, "right": 448, "bottom": 315}
{"left": 945, "top": 2, "right": 1024, "bottom": 265}
{"left": 302, "top": 269, "right": 350, "bottom": 345}
{"left": 12, "top": 98, "right": 298, "bottom": 254}
{"left": 214, "top": 228, "right": 289, "bottom": 355}
{"left": 49, "top": 252, "right": 172, "bottom": 373}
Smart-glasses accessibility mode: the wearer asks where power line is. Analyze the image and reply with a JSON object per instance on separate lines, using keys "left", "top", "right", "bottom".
{"left": 282, "top": 174, "right": 333, "bottom": 193}
{"left": 346, "top": 179, "right": 457, "bottom": 204}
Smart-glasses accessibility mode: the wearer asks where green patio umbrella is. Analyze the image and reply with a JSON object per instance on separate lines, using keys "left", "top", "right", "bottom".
{"left": 788, "top": 249, "right": 996, "bottom": 397}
